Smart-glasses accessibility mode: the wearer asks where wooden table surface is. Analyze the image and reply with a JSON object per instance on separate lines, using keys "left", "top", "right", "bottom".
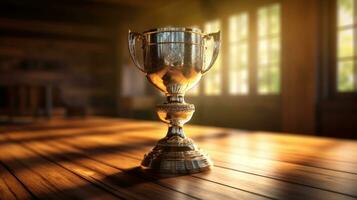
{"left": 0, "top": 117, "right": 357, "bottom": 200}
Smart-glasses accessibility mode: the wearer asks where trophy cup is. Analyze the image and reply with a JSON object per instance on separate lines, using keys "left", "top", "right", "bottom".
{"left": 128, "top": 27, "right": 220, "bottom": 174}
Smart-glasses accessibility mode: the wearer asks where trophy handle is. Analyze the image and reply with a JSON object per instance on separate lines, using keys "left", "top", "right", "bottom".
{"left": 202, "top": 31, "right": 221, "bottom": 74}
{"left": 128, "top": 30, "right": 146, "bottom": 73}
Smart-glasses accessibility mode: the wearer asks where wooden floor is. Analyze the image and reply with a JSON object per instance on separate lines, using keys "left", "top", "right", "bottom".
{"left": 0, "top": 117, "right": 357, "bottom": 200}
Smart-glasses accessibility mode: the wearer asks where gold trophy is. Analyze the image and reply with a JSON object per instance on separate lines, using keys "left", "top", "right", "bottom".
{"left": 128, "top": 27, "right": 220, "bottom": 174}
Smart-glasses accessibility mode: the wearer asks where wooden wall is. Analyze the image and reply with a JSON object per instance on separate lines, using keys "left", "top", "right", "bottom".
{"left": 0, "top": 1, "right": 133, "bottom": 116}
{"left": 281, "top": 0, "right": 320, "bottom": 134}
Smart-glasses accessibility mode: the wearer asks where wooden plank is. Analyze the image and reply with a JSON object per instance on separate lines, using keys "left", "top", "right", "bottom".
{"left": 5, "top": 118, "right": 357, "bottom": 173}
{"left": 13, "top": 118, "right": 357, "bottom": 158}
{"left": 4, "top": 118, "right": 357, "bottom": 175}
{"left": 0, "top": 137, "right": 121, "bottom": 200}
{"left": 56, "top": 132, "right": 357, "bottom": 198}
{"left": 0, "top": 162, "right": 33, "bottom": 200}
{"left": 6, "top": 118, "right": 357, "bottom": 162}
{"left": 60, "top": 129, "right": 357, "bottom": 197}
{"left": 206, "top": 150, "right": 357, "bottom": 194}
{"left": 5, "top": 123, "right": 357, "bottom": 199}
{"left": 54, "top": 135, "right": 357, "bottom": 200}
{"left": 35, "top": 121, "right": 357, "bottom": 174}
{"left": 3, "top": 118, "right": 357, "bottom": 200}
{"left": 6, "top": 137, "right": 271, "bottom": 200}
{"left": 200, "top": 142, "right": 357, "bottom": 174}
{"left": 20, "top": 140, "right": 199, "bottom": 200}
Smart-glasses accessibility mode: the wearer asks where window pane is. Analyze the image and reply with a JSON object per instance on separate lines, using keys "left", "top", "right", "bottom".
{"left": 258, "top": 66, "right": 269, "bottom": 94}
{"left": 271, "top": 37, "right": 280, "bottom": 63}
{"left": 338, "top": 0, "right": 354, "bottom": 27}
{"left": 338, "top": 28, "right": 354, "bottom": 58}
{"left": 229, "top": 13, "right": 249, "bottom": 95}
{"left": 269, "top": 4, "right": 280, "bottom": 35}
{"left": 204, "top": 20, "right": 222, "bottom": 95}
{"left": 229, "top": 13, "right": 248, "bottom": 42}
{"left": 186, "top": 25, "right": 200, "bottom": 96}
{"left": 257, "top": 4, "right": 281, "bottom": 94}
{"left": 338, "top": 60, "right": 355, "bottom": 91}
{"left": 258, "top": 8, "right": 268, "bottom": 37}
{"left": 229, "top": 45, "right": 239, "bottom": 65}
{"left": 258, "top": 63, "right": 280, "bottom": 94}
{"left": 269, "top": 63, "right": 280, "bottom": 93}
{"left": 258, "top": 39, "right": 269, "bottom": 65}
{"left": 229, "top": 44, "right": 249, "bottom": 94}
{"left": 258, "top": 7, "right": 268, "bottom": 36}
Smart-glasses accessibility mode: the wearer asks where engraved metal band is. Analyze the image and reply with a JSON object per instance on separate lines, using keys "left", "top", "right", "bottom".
{"left": 143, "top": 30, "right": 205, "bottom": 36}
{"left": 148, "top": 42, "right": 202, "bottom": 46}
{"left": 156, "top": 103, "right": 195, "bottom": 112}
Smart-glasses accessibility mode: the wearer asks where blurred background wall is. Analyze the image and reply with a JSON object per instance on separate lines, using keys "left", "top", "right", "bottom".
{"left": 0, "top": 0, "right": 356, "bottom": 139}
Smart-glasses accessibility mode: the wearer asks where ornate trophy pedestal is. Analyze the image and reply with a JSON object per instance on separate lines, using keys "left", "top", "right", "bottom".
{"left": 141, "top": 133, "right": 212, "bottom": 174}
{"left": 141, "top": 101, "right": 212, "bottom": 174}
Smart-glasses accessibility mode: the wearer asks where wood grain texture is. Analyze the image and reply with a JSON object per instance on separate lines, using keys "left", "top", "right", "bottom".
{"left": 0, "top": 117, "right": 356, "bottom": 200}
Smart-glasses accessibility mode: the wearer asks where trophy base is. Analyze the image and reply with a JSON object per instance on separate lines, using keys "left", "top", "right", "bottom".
{"left": 141, "top": 135, "right": 213, "bottom": 174}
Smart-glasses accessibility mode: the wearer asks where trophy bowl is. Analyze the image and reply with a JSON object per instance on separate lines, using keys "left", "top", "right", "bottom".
{"left": 128, "top": 27, "right": 220, "bottom": 174}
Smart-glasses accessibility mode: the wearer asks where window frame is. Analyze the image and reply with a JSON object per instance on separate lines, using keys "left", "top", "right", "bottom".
{"left": 256, "top": 3, "right": 281, "bottom": 95}
{"left": 325, "top": 0, "right": 357, "bottom": 99}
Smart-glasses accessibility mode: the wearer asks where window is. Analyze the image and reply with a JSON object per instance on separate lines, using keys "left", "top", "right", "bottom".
{"left": 337, "top": 0, "right": 356, "bottom": 92}
{"left": 204, "top": 19, "right": 222, "bottom": 95}
{"left": 257, "top": 4, "right": 281, "bottom": 94}
{"left": 228, "top": 13, "right": 249, "bottom": 95}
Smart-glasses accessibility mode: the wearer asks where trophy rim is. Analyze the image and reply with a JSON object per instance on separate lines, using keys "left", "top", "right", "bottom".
{"left": 143, "top": 27, "right": 203, "bottom": 35}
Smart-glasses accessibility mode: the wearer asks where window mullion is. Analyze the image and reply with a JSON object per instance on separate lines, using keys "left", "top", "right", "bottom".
{"left": 250, "top": 9, "right": 258, "bottom": 96}
{"left": 222, "top": 18, "right": 229, "bottom": 96}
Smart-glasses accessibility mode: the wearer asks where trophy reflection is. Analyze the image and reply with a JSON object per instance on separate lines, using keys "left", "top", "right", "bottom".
{"left": 128, "top": 27, "right": 220, "bottom": 174}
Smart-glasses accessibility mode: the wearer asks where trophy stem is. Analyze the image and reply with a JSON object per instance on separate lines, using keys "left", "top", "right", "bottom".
{"left": 166, "top": 125, "right": 185, "bottom": 138}
{"left": 140, "top": 95, "right": 213, "bottom": 174}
